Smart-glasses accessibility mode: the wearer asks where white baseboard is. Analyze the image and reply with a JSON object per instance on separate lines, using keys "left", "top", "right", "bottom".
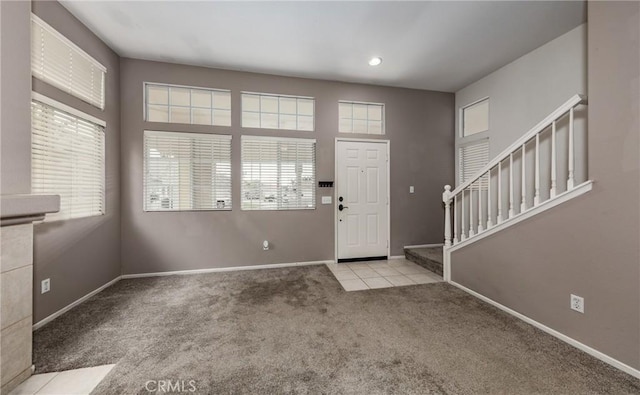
{"left": 404, "top": 243, "right": 444, "bottom": 249}
{"left": 33, "top": 276, "right": 122, "bottom": 331}
{"left": 120, "top": 260, "right": 333, "bottom": 279}
{"left": 449, "top": 280, "right": 640, "bottom": 379}
{"left": 389, "top": 255, "right": 405, "bottom": 260}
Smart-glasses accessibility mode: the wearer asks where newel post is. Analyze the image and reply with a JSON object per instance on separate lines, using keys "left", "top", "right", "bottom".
{"left": 443, "top": 185, "right": 452, "bottom": 247}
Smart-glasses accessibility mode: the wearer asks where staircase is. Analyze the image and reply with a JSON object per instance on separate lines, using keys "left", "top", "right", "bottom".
{"left": 404, "top": 247, "right": 443, "bottom": 276}
{"left": 441, "top": 94, "right": 592, "bottom": 281}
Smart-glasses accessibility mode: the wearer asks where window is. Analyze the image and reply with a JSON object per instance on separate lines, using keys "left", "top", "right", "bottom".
{"left": 461, "top": 98, "right": 489, "bottom": 136}
{"left": 338, "top": 101, "right": 384, "bottom": 134}
{"left": 241, "top": 93, "right": 314, "bottom": 131}
{"left": 459, "top": 139, "right": 490, "bottom": 185}
{"left": 145, "top": 83, "right": 231, "bottom": 126}
{"left": 144, "top": 131, "right": 232, "bottom": 211}
{"left": 241, "top": 136, "right": 316, "bottom": 210}
{"left": 31, "top": 94, "right": 105, "bottom": 221}
{"left": 31, "top": 14, "right": 106, "bottom": 109}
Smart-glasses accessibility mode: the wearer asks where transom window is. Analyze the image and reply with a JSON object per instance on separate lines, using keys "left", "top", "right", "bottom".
{"left": 241, "top": 136, "right": 316, "bottom": 210}
{"left": 145, "top": 83, "right": 231, "bottom": 126}
{"left": 241, "top": 93, "right": 314, "bottom": 131}
{"left": 338, "top": 101, "right": 384, "bottom": 134}
{"left": 31, "top": 94, "right": 106, "bottom": 221}
{"left": 461, "top": 98, "right": 489, "bottom": 136}
{"left": 143, "top": 131, "right": 232, "bottom": 211}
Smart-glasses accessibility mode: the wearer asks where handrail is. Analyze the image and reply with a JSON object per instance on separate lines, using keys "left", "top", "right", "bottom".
{"left": 441, "top": 93, "right": 590, "bottom": 281}
{"left": 449, "top": 94, "right": 587, "bottom": 197}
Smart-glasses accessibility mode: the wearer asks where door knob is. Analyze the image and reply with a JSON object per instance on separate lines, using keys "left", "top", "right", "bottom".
{"left": 339, "top": 204, "right": 348, "bottom": 211}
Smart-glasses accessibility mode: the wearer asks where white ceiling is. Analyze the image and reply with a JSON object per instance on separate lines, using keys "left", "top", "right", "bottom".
{"left": 60, "top": 1, "right": 586, "bottom": 92}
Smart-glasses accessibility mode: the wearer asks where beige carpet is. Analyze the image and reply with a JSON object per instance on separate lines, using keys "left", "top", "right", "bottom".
{"left": 33, "top": 265, "right": 640, "bottom": 394}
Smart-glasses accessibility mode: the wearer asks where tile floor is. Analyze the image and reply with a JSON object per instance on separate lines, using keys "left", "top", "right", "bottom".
{"left": 326, "top": 258, "right": 442, "bottom": 291}
{"left": 10, "top": 365, "right": 115, "bottom": 395}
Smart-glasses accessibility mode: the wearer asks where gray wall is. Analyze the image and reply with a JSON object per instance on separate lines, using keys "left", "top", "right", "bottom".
{"left": 452, "top": 24, "right": 588, "bottom": 232}
{"left": 1, "top": 1, "right": 32, "bottom": 196}
{"left": 120, "top": 59, "right": 454, "bottom": 274}
{"left": 455, "top": 24, "right": 587, "bottom": 180}
{"left": 451, "top": 2, "right": 640, "bottom": 370}
{"left": 31, "top": 1, "right": 121, "bottom": 323}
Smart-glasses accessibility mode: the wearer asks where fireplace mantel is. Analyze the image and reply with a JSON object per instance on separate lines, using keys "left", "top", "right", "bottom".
{"left": 1, "top": 194, "right": 60, "bottom": 226}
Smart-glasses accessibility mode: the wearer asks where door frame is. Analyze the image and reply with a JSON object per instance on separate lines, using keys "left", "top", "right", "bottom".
{"left": 334, "top": 137, "right": 391, "bottom": 263}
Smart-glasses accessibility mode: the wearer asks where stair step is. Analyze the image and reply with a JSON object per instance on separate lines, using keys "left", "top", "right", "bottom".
{"left": 404, "top": 247, "right": 443, "bottom": 277}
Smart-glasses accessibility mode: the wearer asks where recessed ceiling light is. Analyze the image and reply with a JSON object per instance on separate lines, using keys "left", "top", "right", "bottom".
{"left": 368, "top": 57, "right": 383, "bottom": 66}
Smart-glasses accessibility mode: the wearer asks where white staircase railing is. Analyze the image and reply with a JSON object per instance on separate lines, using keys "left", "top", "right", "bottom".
{"left": 442, "top": 94, "right": 591, "bottom": 280}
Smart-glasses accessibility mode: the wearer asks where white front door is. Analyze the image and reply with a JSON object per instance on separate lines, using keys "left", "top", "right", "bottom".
{"left": 336, "top": 140, "right": 389, "bottom": 261}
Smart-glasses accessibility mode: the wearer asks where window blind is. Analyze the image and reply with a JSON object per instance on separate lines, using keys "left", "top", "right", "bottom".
{"left": 241, "top": 136, "right": 316, "bottom": 210}
{"left": 31, "top": 96, "right": 106, "bottom": 222}
{"left": 459, "top": 140, "right": 490, "bottom": 186}
{"left": 31, "top": 14, "right": 106, "bottom": 109}
{"left": 144, "top": 131, "right": 232, "bottom": 211}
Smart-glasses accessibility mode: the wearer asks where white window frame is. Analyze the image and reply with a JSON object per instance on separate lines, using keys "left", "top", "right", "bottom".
{"left": 241, "top": 92, "right": 315, "bottom": 131}
{"left": 143, "top": 130, "right": 233, "bottom": 212}
{"left": 31, "top": 92, "right": 106, "bottom": 222}
{"left": 338, "top": 100, "right": 385, "bottom": 135}
{"left": 460, "top": 97, "right": 489, "bottom": 137}
{"left": 31, "top": 14, "right": 107, "bottom": 109}
{"left": 143, "top": 82, "right": 232, "bottom": 126}
{"left": 241, "top": 135, "right": 316, "bottom": 211}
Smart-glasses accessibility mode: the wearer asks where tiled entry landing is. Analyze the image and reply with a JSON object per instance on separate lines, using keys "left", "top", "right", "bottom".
{"left": 326, "top": 258, "right": 442, "bottom": 291}
{"left": 10, "top": 365, "right": 114, "bottom": 395}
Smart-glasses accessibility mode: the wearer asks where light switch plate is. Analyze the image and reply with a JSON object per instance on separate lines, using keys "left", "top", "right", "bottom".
{"left": 409, "top": 186, "right": 415, "bottom": 194}
{"left": 322, "top": 196, "right": 332, "bottom": 204}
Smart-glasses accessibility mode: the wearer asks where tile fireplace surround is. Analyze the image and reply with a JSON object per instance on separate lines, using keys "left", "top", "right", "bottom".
{"left": 0, "top": 194, "right": 59, "bottom": 394}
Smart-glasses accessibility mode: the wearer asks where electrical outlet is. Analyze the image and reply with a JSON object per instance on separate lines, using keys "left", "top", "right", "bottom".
{"left": 41, "top": 278, "right": 51, "bottom": 294}
{"left": 570, "top": 294, "right": 584, "bottom": 313}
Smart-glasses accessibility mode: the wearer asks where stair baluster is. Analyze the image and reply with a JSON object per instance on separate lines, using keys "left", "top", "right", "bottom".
{"left": 568, "top": 108, "right": 575, "bottom": 189}
{"left": 497, "top": 161, "right": 503, "bottom": 223}
{"left": 441, "top": 94, "right": 588, "bottom": 270}
{"left": 534, "top": 133, "right": 540, "bottom": 205}
{"left": 521, "top": 144, "right": 526, "bottom": 212}
{"left": 478, "top": 179, "right": 484, "bottom": 232}
{"left": 551, "top": 120, "right": 557, "bottom": 198}
{"left": 508, "top": 153, "right": 515, "bottom": 218}
{"left": 461, "top": 189, "right": 466, "bottom": 241}
{"left": 453, "top": 194, "right": 459, "bottom": 244}
{"left": 469, "top": 185, "right": 475, "bottom": 237}
{"left": 487, "top": 168, "right": 493, "bottom": 228}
